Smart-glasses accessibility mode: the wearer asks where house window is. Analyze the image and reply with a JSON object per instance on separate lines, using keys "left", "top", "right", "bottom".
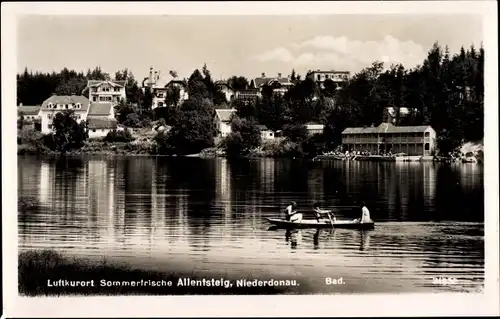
{"left": 424, "top": 132, "right": 430, "bottom": 137}
{"left": 65, "top": 104, "right": 69, "bottom": 109}
{"left": 158, "top": 102, "right": 164, "bottom": 107}
{"left": 76, "top": 103, "right": 81, "bottom": 108}
{"left": 325, "top": 74, "right": 329, "bottom": 79}
{"left": 48, "top": 124, "right": 52, "bottom": 129}
{"left": 114, "top": 87, "right": 120, "bottom": 92}
{"left": 47, "top": 114, "right": 53, "bottom": 119}
{"left": 424, "top": 143, "right": 430, "bottom": 151}
{"left": 48, "top": 103, "right": 54, "bottom": 108}
{"left": 317, "top": 74, "right": 321, "bottom": 81}
{"left": 100, "top": 96, "right": 105, "bottom": 101}
{"left": 158, "top": 94, "right": 164, "bottom": 98}
{"left": 92, "top": 129, "right": 96, "bottom": 132}
{"left": 93, "top": 96, "right": 97, "bottom": 102}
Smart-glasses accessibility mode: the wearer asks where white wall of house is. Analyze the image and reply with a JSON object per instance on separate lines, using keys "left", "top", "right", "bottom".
{"left": 40, "top": 110, "right": 88, "bottom": 134}
{"left": 215, "top": 121, "right": 232, "bottom": 137}
{"left": 152, "top": 88, "right": 167, "bottom": 109}
{"left": 88, "top": 128, "right": 112, "bottom": 139}
{"left": 261, "top": 130, "right": 275, "bottom": 140}
{"left": 305, "top": 124, "right": 324, "bottom": 136}
{"left": 89, "top": 82, "right": 126, "bottom": 105}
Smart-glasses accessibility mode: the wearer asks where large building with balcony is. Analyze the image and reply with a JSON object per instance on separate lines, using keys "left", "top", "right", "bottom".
{"left": 84, "top": 80, "right": 127, "bottom": 105}
{"left": 341, "top": 123, "right": 437, "bottom": 156}
{"left": 309, "top": 70, "right": 350, "bottom": 88}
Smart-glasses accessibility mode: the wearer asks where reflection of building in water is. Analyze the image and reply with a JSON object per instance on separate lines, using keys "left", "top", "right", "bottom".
{"left": 18, "top": 159, "right": 41, "bottom": 199}
{"left": 87, "top": 160, "right": 113, "bottom": 242}
{"left": 151, "top": 161, "right": 166, "bottom": 236}
{"left": 308, "top": 168, "right": 324, "bottom": 204}
{"left": 259, "top": 159, "right": 275, "bottom": 193}
{"left": 423, "top": 164, "right": 436, "bottom": 209}
{"left": 215, "top": 159, "right": 232, "bottom": 224}
{"left": 39, "top": 162, "right": 53, "bottom": 204}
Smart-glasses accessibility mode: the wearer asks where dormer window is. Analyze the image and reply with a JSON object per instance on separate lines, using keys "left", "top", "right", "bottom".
{"left": 48, "top": 103, "right": 54, "bottom": 108}
{"left": 76, "top": 103, "right": 81, "bottom": 108}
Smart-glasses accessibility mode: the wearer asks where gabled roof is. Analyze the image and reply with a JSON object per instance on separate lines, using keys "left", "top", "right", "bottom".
{"left": 342, "top": 123, "right": 433, "bottom": 134}
{"left": 87, "top": 116, "right": 118, "bottom": 129}
{"left": 253, "top": 77, "right": 292, "bottom": 88}
{"left": 215, "top": 81, "right": 235, "bottom": 91}
{"left": 88, "top": 102, "right": 113, "bottom": 116}
{"left": 41, "top": 95, "right": 90, "bottom": 111}
{"left": 215, "top": 108, "right": 236, "bottom": 122}
{"left": 311, "top": 70, "right": 350, "bottom": 74}
{"left": 87, "top": 80, "right": 126, "bottom": 88}
{"left": 165, "top": 80, "right": 187, "bottom": 87}
{"left": 18, "top": 105, "right": 41, "bottom": 116}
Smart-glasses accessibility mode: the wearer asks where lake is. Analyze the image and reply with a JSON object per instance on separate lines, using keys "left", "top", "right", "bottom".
{"left": 17, "top": 156, "right": 484, "bottom": 294}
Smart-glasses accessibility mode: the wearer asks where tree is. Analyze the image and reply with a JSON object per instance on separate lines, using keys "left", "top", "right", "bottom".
{"left": 227, "top": 76, "right": 249, "bottom": 90}
{"left": 223, "top": 117, "right": 261, "bottom": 157}
{"left": 283, "top": 124, "right": 308, "bottom": 143}
{"left": 51, "top": 110, "right": 88, "bottom": 152}
{"left": 322, "top": 78, "right": 337, "bottom": 97}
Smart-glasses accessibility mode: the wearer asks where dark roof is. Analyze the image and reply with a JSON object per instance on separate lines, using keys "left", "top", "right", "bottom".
{"left": 215, "top": 81, "right": 235, "bottom": 91}
{"left": 166, "top": 80, "right": 187, "bottom": 87}
{"left": 18, "top": 105, "right": 41, "bottom": 116}
{"left": 88, "top": 102, "right": 113, "bottom": 116}
{"left": 342, "top": 123, "right": 434, "bottom": 134}
{"left": 41, "top": 95, "right": 90, "bottom": 111}
{"left": 215, "top": 109, "right": 236, "bottom": 122}
{"left": 310, "top": 70, "right": 350, "bottom": 74}
{"left": 253, "top": 77, "right": 292, "bottom": 88}
{"left": 87, "top": 116, "right": 118, "bottom": 129}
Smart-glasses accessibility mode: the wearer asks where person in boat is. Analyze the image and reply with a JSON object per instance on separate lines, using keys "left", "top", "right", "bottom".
{"left": 359, "top": 201, "right": 372, "bottom": 223}
{"left": 284, "top": 201, "right": 302, "bottom": 222}
{"left": 313, "top": 203, "right": 335, "bottom": 224}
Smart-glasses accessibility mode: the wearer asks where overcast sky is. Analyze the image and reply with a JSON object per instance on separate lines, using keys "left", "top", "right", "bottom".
{"left": 17, "top": 15, "right": 483, "bottom": 81}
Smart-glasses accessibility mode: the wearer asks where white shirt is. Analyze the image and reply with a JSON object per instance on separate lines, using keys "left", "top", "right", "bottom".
{"left": 361, "top": 206, "right": 371, "bottom": 223}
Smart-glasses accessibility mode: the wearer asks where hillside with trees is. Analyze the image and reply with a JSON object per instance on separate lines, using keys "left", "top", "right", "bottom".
{"left": 17, "top": 42, "right": 484, "bottom": 157}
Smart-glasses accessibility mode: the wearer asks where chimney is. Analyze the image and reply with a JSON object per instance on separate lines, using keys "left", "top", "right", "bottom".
{"left": 278, "top": 73, "right": 282, "bottom": 78}
{"left": 261, "top": 72, "right": 266, "bottom": 77}
{"left": 157, "top": 70, "right": 161, "bottom": 81}
{"left": 19, "top": 103, "right": 23, "bottom": 107}
{"left": 149, "top": 67, "right": 153, "bottom": 83}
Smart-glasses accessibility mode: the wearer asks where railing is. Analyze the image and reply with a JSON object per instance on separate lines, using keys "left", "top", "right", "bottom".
{"left": 342, "top": 137, "right": 425, "bottom": 143}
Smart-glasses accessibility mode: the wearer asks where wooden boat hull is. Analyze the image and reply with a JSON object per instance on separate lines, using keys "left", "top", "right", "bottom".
{"left": 266, "top": 218, "right": 375, "bottom": 230}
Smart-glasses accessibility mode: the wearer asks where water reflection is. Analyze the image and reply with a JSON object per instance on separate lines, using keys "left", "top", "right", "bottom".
{"left": 18, "top": 156, "right": 484, "bottom": 293}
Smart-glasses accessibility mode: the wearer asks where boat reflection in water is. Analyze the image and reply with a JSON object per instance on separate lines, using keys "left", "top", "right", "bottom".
{"left": 277, "top": 227, "right": 373, "bottom": 251}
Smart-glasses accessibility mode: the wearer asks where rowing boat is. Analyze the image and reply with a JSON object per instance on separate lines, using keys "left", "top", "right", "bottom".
{"left": 266, "top": 218, "right": 375, "bottom": 230}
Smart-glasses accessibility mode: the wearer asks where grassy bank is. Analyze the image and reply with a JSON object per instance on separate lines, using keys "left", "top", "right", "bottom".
{"left": 19, "top": 250, "right": 296, "bottom": 296}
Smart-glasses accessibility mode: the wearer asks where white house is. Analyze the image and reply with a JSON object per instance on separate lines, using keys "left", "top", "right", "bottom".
{"left": 87, "top": 117, "right": 118, "bottom": 138}
{"left": 308, "top": 70, "right": 351, "bottom": 88}
{"left": 215, "top": 81, "right": 236, "bottom": 103}
{"left": 40, "top": 95, "right": 90, "bottom": 134}
{"left": 84, "top": 80, "right": 127, "bottom": 105}
{"left": 18, "top": 104, "right": 41, "bottom": 120}
{"left": 257, "top": 125, "right": 275, "bottom": 140}
{"left": 305, "top": 124, "right": 325, "bottom": 136}
{"left": 251, "top": 72, "right": 293, "bottom": 96}
{"left": 214, "top": 108, "right": 237, "bottom": 138}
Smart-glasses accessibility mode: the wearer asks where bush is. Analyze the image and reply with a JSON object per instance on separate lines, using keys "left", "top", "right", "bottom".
{"left": 104, "top": 129, "right": 135, "bottom": 143}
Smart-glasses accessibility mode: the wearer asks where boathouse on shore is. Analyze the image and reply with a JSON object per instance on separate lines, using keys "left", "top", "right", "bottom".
{"left": 341, "top": 123, "right": 437, "bottom": 156}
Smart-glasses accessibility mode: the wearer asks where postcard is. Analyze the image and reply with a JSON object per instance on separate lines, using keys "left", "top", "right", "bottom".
{"left": 2, "top": 1, "right": 499, "bottom": 317}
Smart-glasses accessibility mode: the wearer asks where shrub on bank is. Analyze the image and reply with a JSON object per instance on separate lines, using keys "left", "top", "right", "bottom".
{"left": 104, "top": 129, "right": 135, "bottom": 143}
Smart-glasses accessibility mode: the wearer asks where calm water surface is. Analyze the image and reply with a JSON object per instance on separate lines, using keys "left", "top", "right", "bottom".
{"left": 18, "top": 156, "right": 484, "bottom": 293}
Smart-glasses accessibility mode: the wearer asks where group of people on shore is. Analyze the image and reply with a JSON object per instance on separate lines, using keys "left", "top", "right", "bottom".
{"left": 284, "top": 201, "right": 372, "bottom": 224}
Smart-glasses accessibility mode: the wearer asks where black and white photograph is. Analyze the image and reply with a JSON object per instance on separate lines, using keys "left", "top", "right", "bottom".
{"left": 2, "top": 1, "right": 499, "bottom": 317}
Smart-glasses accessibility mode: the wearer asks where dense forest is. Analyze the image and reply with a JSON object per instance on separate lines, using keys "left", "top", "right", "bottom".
{"left": 17, "top": 42, "right": 484, "bottom": 155}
